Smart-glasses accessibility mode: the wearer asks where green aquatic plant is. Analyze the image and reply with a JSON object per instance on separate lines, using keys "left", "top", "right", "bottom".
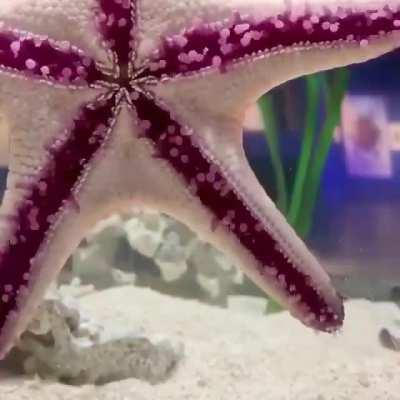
{"left": 258, "top": 67, "right": 350, "bottom": 239}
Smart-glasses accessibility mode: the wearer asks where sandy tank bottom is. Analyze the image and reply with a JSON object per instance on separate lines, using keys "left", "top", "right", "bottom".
{"left": 0, "top": 285, "right": 398, "bottom": 400}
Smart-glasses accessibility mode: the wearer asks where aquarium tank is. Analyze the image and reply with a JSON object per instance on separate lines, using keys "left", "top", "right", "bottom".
{"left": 0, "top": 0, "right": 399, "bottom": 399}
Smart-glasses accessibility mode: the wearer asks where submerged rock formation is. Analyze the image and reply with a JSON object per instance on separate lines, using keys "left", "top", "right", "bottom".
{"left": 379, "top": 287, "right": 400, "bottom": 352}
{"left": 4, "top": 285, "right": 183, "bottom": 385}
{"left": 71, "top": 211, "right": 245, "bottom": 305}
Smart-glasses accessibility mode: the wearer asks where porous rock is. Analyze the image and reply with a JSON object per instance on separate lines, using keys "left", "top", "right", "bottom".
{"left": 71, "top": 211, "right": 245, "bottom": 305}
{"left": 5, "top": 286, "right": 183, "bottom": 385}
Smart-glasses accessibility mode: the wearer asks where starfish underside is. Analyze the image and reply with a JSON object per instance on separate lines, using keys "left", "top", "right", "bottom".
{"left": 0, "top": 0, "right": 399, "bottom": 358}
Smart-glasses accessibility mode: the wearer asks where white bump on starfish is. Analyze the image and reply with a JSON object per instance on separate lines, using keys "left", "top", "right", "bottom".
{"left": 0, "top": 0, "right": 398, "bottom": 360}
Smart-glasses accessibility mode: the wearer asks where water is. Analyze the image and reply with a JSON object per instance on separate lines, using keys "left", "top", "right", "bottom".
{"left": 1, "top": 4, "right": 400, "bottom": 398}
{"left": 1, "top": 61, "right": 399, "bottom": 398}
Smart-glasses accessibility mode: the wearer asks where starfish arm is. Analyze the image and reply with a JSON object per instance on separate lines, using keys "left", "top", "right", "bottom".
{"left": 128, "top": 89, "right": 343, "bottom": 332}
{"left": 147, "top": 0, "right": 400, "bottom": 102}
{"left": 0, "top": 27, "right": 104, "bottom": 87}
{"left": 96, "top": 0, "right": 137, "bottom": 66}
{"left": 0, "top": 0, "right": 114, "bottom": 67}
{"left": 0, "top": 91, "right": 120, "bottom": 357}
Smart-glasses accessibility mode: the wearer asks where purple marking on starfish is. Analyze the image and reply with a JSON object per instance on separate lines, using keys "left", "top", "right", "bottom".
{"left": 0, "top": 92, "right": 119, "bottom": 344}
{"left": 150, "top": 6, "right": 400, "bottom": 77}
{"left": 131, "top": 91, "right": 343, "bottom": 331}
{"left": 96, "top": 0, "right": 136, "bottom": 65}
{"left": 0, "top": 29, "right": 104, "bottom": 85}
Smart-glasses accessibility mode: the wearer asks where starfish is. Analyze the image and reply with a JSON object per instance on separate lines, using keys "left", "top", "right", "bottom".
{"left": 0, "top": 0, "right": 399, "bottom": 359}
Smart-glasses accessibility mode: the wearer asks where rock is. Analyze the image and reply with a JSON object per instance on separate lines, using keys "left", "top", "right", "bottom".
{"left": 378, "top": 287, "right": 400, "bottom": 352}
{"left": 122, "top": 211, "right": 246, "bottom": 304}
{"left": 189, "top": 242, "right": 243, "bottom": 305}
{"left": 71, "top": 215, "right": 127, "bottom": 289}
{"left": 111, "top": 269, "right": 137, "bottom": 286}
{"left": 155, "top": 230, "right": 189, "bottom": 264}
{"left": 124, "top": 211, "right": 167, "bottom": 259}
{"left": 196, "top": 275, "right": 220, "bottom": 300}
{"left": 69, "top": 210, "right": 248, "bottom": 306}
{"left": 156, "top": 260, "right": 188, "bottom": 282}
{"left": 5, "top": 288, "right": 183, "bottom": 385}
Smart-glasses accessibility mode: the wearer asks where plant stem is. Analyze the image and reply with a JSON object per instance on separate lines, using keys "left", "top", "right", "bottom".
{"left": 288, "top": 74, "right": 322, "bottom": 229}
{"left": 258, "top": 95, "right": 288, "bottom": 213}
{"left": 296, "top": 68, "right": 350, "bottom": 237}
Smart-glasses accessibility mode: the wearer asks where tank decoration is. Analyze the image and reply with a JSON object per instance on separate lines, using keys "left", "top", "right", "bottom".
{"left": 380, "top": 328, "right": 400, "bottom": 351}
{"left": 341, "top": 94, "right": 393, "bottom": 178}
{"left": 4, "top": 283, "right": 183, "bottom": 384}
{"left": 0, "top": 0, "right": 399, "bottom": 360}
{"left": 258, "top": 68, "right": 350, "bottom": 238}
{"left": 68, "top": 212, "right": 244, "bottom": 306}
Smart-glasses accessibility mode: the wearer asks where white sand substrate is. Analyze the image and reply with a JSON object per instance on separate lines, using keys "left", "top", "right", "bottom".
{"left": 0, "top": 286, "right": 399, "bottom": 400}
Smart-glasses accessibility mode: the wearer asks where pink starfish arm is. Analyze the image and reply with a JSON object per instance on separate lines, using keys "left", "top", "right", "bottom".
{"left": 151, "top": 4, "right": 400, "bottom": 76}
{"left": 0, "top": 92, "right": 121, "bottom": 355}
{"left": 148, "top": 1, "right": 400, "bottom": 100}
{"left": 96, "top": 0, "right": 137, "bottom": 65}
{"left": 128, "top": 90, "right": 343, "bottom": 330}
{"left": 0, "top": 27, "right": 104, "bottom": 86}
